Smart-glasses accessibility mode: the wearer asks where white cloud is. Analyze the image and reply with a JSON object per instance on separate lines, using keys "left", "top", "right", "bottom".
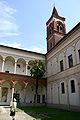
{"left": 27, "top": 46, "right": 47, "bottom": 54}
{"left": 0, "top": 42, "right": 21, "bottom": 48}
{"left": 0, "top": 1, "right": 20, "bottom": 37}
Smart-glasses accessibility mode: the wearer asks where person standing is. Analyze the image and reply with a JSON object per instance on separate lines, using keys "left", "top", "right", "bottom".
{"left": 10, "top": 98, "right": 17, "bottom": 120}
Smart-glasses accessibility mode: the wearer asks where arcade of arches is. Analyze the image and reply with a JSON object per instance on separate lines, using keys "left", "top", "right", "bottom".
{"left": 0, "top": 72, "right": 46, "bottom": 105}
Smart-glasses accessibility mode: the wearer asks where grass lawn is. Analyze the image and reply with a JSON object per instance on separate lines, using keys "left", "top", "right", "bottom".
{"left": 17, "top": 106, "right": 80, "bottom": 120}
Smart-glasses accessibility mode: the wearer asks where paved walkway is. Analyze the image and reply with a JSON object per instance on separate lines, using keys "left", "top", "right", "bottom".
{"left": 0, "top": 106, "right": 35, "bottom": 120}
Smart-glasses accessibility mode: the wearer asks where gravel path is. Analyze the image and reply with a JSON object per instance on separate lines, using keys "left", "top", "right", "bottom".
{"left": 0, "top": 106, "right": 35, "bottom": 120}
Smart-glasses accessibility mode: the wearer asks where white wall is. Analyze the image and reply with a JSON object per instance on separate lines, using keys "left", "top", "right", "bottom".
{"left": 59, "top": 81, "right": 67, "bottom": 104}
{"left": 52, "top": 83, "right": 59, "bottom": 104}
{"left": 58, "top": 52, "right": 65, "bottom": 72}
{"left": 68, "top": 78, "right": 79, "bottom": 106}
{"left": 47, "top": 34, "right": 80, "bottom": 106}
{"left": 0, "top": 45, "right": 45, "bottom": 76}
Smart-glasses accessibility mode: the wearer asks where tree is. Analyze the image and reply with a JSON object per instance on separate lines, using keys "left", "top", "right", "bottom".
{"left": 29, "top": 59, "right": 45, "bottom": 103}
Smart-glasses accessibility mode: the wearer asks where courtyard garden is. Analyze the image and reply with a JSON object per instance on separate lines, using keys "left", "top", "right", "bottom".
{"left": 17, "top": 106, "right": 80, "bottom": 120}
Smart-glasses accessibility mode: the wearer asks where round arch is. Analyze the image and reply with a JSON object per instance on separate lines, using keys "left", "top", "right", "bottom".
{"left": 55, "top": 21, "right": 65, "bottom": 33}
{"left": 16, "top": 58, "right": 26, "bottom": 75}
{"left": 14, "top": 81, "right": 26, "bottom": 103}
{"left": 1, "top": 80, "right": 13, "bottom": 103}
{"left": 4, "top": 56, "right": 15, "bottom": 73}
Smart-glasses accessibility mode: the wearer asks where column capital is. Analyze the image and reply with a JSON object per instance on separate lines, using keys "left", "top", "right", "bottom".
{"left": 12, "top": 80, "right": 16, "bottom": 87}
{"left": 15, "top": 60, "right": 17, "bottom": 63}
{"left": 3, "top": 58, "right": 5, "bottom": 61}
{"left": 26, "top": 63, "right": 28, "bottom": 65}
{"left": 26, "top": 61, "right": 29, "bottom": 65}
{"left": 24, "top": 83, "right": 28, "bottom": 89}
{"left": 12, "top": 85, "right": 15, "bottom": 88}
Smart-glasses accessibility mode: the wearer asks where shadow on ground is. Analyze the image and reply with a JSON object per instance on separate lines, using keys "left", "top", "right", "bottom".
{"left": 17, "top": 105, "right": 80, "bottom": 120}
{"left": 17, "top": 106, "right": 56, "bottom": 120}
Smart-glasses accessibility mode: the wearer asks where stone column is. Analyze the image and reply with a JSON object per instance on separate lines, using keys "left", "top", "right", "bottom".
{"left": 2, "top": 58, "right": 5, "bottom": 72}
{"left": 26, "top": 61, "right": 28, "bottom": 75}
{"left": 0, "top": 85, "right": 2, "bottom": 102}
{"left": 14, "top": 60, "right": 17, "bottom": 74}
{"left": 11, "top": 86, "right": 14, "bottom": 102}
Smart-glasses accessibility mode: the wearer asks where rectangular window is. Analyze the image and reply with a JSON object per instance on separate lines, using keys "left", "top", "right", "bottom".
{"left": 61, "top": 82, "right": 65, "bottom": 94}
{"left": 71, "top": 80, "right": 75, "bottom": 93}
{"left": 60, "top": 60, "right": 64, "bottom": 71}
{"left": 68, "top": 54, "right": 73, "bottom": 68}
{"left": 78, "top": 49, "right": 80, "bottom": 61}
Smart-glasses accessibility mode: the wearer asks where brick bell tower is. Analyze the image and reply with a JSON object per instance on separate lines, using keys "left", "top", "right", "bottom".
{"left": 46, "top": 6, "right": 66, "bottom": 52}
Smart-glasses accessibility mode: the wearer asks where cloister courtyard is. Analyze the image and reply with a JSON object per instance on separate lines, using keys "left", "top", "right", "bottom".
{"left": 0, "top": 105, "right": 80, "bottom": 120}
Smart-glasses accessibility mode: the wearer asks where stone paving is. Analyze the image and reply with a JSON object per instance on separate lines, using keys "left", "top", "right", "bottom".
{"left": 0, "top": 106, "right": 35, "bottom": 120}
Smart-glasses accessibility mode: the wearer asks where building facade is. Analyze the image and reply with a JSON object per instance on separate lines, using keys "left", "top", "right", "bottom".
{"left": 46, "top": 7, "right": 80, "bottom": 109}
{"left": 0, "top": 6, "right": 80, "bottom": 110}
{"left": 0, "top": 45, "right": 46, "bottom": 105}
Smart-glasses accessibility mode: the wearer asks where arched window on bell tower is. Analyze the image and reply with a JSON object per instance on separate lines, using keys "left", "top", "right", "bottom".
{"left": 57, "top": 24, "right": 63, "bottom": 33}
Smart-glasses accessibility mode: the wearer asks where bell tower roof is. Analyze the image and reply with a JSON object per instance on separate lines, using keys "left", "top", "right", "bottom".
{"left": 52, "top": 6, "right": 58, "bottom": 16}
{"left": 46, "top": 6, "right": 65, "bottom": 25}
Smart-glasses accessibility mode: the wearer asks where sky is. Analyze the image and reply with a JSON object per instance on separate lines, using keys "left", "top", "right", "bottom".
{"left": 0, "top": 0, "right": 80, "bottom": 54}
